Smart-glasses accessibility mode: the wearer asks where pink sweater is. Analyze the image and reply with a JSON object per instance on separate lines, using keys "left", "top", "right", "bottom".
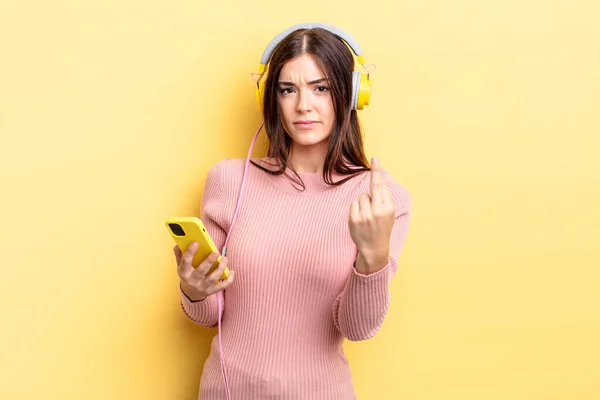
{"left": 180, "top": 157, "right": 411, "bottom": 399}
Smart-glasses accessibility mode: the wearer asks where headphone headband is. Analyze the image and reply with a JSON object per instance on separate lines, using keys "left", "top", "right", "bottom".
{"left": 258, "top": 22, "right": 365, "bottom": 73}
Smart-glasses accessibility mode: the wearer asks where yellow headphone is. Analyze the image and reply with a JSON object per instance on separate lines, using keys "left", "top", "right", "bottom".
{"left": 255, "top": 22, "right": 373, "bottom": 112}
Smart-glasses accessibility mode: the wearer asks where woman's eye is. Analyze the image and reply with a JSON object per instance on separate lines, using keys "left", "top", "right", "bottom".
{"left": 279, "top": 88, "right": 294, "bottom": 95}
{"left": 316, "top": 86, "right": 329, "bottom": 92}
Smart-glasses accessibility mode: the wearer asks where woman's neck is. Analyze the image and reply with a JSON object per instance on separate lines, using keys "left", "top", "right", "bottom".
{"left": 288, "top": 142, "right": 329, "bottom": 174}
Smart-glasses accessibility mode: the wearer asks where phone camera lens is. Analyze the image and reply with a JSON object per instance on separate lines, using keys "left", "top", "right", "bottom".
{"left": 169, "top": 223, "right": 185, "bottom": 237}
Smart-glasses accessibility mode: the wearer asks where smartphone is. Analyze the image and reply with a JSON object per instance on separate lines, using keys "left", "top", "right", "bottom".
{"left": 166, "top": 216, "right": 230, "bottom": 281}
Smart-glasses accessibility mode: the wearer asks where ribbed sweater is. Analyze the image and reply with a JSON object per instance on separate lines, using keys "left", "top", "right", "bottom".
{"left": 180, "top": 156, "right": 411, "bottom": 400}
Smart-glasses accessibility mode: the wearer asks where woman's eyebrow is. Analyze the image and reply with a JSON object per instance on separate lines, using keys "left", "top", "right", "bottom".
{"left": 278, "top": 78, "right": 329, "bottom": 86}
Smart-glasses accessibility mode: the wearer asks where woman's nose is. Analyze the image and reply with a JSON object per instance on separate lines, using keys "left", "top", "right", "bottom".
{"left": 296, "top": 90, "right": 312, "bottom": 113}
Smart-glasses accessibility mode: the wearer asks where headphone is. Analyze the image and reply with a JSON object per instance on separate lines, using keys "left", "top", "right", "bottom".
{"left": 255, "top": 22, "right": 373, "bottom": 112}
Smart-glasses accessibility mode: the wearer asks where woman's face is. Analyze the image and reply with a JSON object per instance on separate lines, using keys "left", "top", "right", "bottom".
{"left": 277, "top": 54, "right": 335, "bottom": 149}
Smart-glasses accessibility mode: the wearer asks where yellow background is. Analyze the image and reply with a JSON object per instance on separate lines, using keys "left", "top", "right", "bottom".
{"left": 1, "top": 0, "right": 599, "bottom": 399}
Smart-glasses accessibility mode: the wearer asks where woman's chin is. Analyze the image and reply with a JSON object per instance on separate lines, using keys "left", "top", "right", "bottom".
{"left": 289, "top": 131, "right": 329, "bottom": 146}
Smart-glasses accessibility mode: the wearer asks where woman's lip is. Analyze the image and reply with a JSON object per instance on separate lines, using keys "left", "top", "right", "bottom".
{"left": 293, "top": 121, "right": 319, "bottom": 130}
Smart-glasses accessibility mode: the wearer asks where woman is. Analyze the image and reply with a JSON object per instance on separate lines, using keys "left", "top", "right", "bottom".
{"left": 174, "top": 24, "right": 411, "bottom": 400}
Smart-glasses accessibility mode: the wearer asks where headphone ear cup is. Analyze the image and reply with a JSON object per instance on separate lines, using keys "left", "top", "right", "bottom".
{"left": 351, "top": 71, "right": 361, "bottom": 110}
{"left": 256, "top": 81, "right": 265, "bottom": 112}
{"left": 356, "top": 72, "right": 372, "bottom": 110}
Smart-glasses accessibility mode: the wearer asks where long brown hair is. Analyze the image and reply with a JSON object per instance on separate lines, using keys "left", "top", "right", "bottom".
{"left": 250, "top": 27, "right": 371, "bottom": 190}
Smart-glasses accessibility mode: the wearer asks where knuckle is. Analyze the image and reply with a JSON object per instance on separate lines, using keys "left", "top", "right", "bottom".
{"left": 212, "top": 262, "right": 225, "bottom": 277}
{"left": 351, "top": 214, "right": 363, "bottom": 224}
{"left": 200, "top": 254, "right": 215, "bottom": 267}
{"left": 205, "top": 270, "right": 217, "bottom": 283}
{"left": 205, "top": 252, "right": 218, "bottom": 264}
{"left": 179, "top": 273, "right": 192, "bottom": 285}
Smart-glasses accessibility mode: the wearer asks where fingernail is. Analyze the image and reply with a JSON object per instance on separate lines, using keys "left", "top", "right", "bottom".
{"left": 190, "top": 242, "right": 197, "bottom": 250}
{"left": 373, "top": 157, "right": 379, "bottom": 166}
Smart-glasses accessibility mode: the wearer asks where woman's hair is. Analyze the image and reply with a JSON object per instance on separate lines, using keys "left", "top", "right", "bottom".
{"left": 250, "top": 27, "right": 371, "bottom": 190}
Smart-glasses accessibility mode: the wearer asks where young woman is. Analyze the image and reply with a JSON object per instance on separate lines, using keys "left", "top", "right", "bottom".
{"left": 174, "top": 23, "right": 412, "bottom": 400}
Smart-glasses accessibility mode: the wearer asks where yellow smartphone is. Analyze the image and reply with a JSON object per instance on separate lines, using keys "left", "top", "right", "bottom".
{"left": 166, "top": 216, "right": 229, "bottom": 281}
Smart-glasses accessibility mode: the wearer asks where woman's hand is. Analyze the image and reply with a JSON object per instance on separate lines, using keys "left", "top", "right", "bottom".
{"left": 348, "top": 157, "right": 396, "bottom": 275}
{"left": 174, "top": 242, "right": 234, "bottom": 302}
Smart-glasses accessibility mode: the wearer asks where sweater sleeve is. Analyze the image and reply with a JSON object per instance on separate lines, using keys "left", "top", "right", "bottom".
{"left": 332, "top": 177, "right": 411, "bottom": 341}
{"left": 180, "top": 160, "right": 229, "bottom": 329}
